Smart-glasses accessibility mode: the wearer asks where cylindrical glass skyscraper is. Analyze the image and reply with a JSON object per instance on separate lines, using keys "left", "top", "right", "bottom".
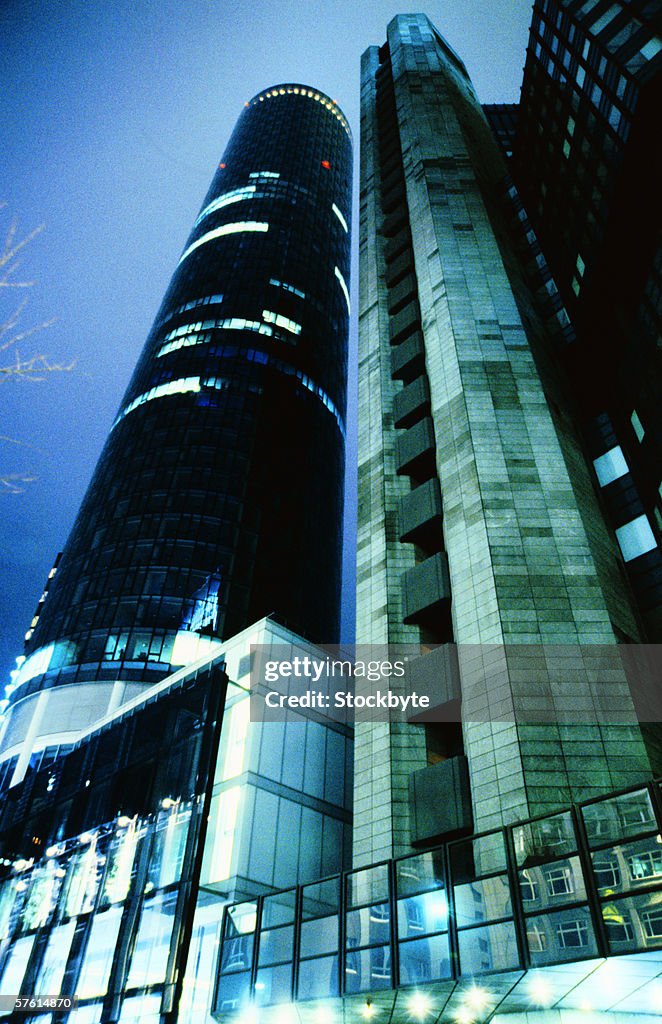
{"left": 1, "top": 85, "right": 351, "bottom": 762}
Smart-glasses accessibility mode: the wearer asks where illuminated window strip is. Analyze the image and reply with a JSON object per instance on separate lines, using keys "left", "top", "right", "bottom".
{"left": 332, "top": 203, "right": 348, "bottom": 232}
{"left": 335, "top": 266, "right": 350, "bottom": 314}
{"left": 153, "top": 337, "right": 344, "bottom": 434}
{"left": 269, "top": 278, "right": 305, "bottom": 299}
{"left": 262, "top": 309, "right": 302, "bottom": 335}
{"left": 250, "top": 171, "right": 280, "bottom": 179}
{"left": 157, "top": 319, "right": 274, "bottom": 358}
{"left": 194, "top": 188, "right": 256, "bottom": 227}
{"left": 113, "top": 377, "right": 201, "bottom": 427}
{"left": 158, "top": 294, "right": 223, "bottom": 328}
{"left": 178, "top": 222, "right": 269, "bottom": 265}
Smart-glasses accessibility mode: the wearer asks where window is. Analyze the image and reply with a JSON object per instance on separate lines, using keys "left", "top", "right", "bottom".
{"left": 603, "top": 909, "right": 634, "bottom": 942}
{"left": 593, "top": 859, "right": 621, "bottom": 889}
{"left": 545, "top": 866, "right": 575, "bottom": 897}
{"left": 178, "top": 221, "right": 269, "bottom": 265}
{"left": 642, "top": 909, "right": 662, "bottom": 939}
{"left": 557, "top": 919, "right": 589, "bottom": 948}
{"left": 627, "top": 850, "right": 662, "bottom": 881}
{"left": 616, "top": 516, "right": 657, "bottom": 562}
{"left": 593, "top": 446, "right": 628, "bottom": 486}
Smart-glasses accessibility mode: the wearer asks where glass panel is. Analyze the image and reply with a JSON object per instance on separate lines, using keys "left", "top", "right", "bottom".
{"left": 525, "top": 906, "right": 598, "bottom": 965}
{"left": 396, "top": 850, "right": 445, "bottom": 897}
{"left": 397, "top": 890, "right": 448, "bottom": 939}
{"left": 35, "top": 920, "right": 76, "bottom": 995}
{"left": 601, "top": 892, "right": 662, "bottom": 951}
{"left": 518, "top": 855, "right": 586, "bottom": 911}
{"left": 20, "top": 862, "right": 63, "bottom": 931}
{"left": 513, "top": 811, "right": 576, "bottom": 865}
{"left": 254, "top": 963, "right": 292, "bottom": 1006}
{"left": 100, "top": 821, "right": 142, "bottom": 907}
{"left": 457, "top": 921, "right": 520, "bottom": 974}
{"left": 0, "top": 877, "right": 26, "bottom": 941}
{"left": 225, "top": 901, "right": 257, "bottom": 937}
{"left": 76, "top": 906, "right": 123, "bottom": 999}
{"left": 146, "top": 803, "right": 192, "bottom": 890}
{"left": 399, "top": 933, "right": 451, "bottom": 984}
{"left": 258, "top": 925, "right": 294, "bottom": 966}
{"left": 220, "top": 934, "right": 253, "bottom": 974}
{"left": 0, "top": 934, "right": 36, "bottom": 998}
{"left": 582, "top": 789, "right": 657, "bottom": 846}
{"left": 344, "top": 944, "right": 391, "bottom": 993}
{"left": 66, "top": 1006, "right": 104, "bottom": 1024}
{"left": 297, "top": 955, "right": 339, "bottom": 999}
{"left": 126, "top": 889, "right": 178, "bottom": 989}
{"left": 454, "top": 875, "right": 511, "bottom": 927}
{"left": 261, "top": 889, "right": 296, "bottom": 928}
{"left": 300, "top": 914, "right": 338, "bottom": 957}
{"left": 346, "top": 903, "right": 390, "bottom": 948}
{"left": 214, "top": 971, "right": 251, "bottom": 1014}
{"left": 301, "top": 877, "right": 339, "bottom": 918}
{"left": 118, "top": 993, "right": 161, "bottom": 1023}
{"left": 590, "top": 834, "right": 662, "bottom": 896}
{"left": 60, "top": 843, "right": 103, "bottom": 918}
{"left": 346, "top": 863, "right": 389, "bottom": 908}
{"left": 451, "top": 832, "right": 507, "bottom": 882}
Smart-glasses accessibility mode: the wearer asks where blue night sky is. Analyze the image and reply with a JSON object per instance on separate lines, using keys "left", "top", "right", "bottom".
{"left": 0, "top": 0, "right": 533, "bottom": 685}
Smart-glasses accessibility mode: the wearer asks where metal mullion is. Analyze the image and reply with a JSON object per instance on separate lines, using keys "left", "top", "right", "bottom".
{"left": 291, "top": 885, "right": 302, "bottom": 1002}
{"left": 249, "top": 894, "right": 264, "bottom": 998}
{"left": 570, "top": 805, "right": 609, "bottom": 958}
{"left": 338, "top": 871, "right": 346, "bottom": 996}
{"left": 504, "top": 825, "right": 529, "bottom": 970}
{"left": 387, "top": 858, "right": 398, "bottom": 990}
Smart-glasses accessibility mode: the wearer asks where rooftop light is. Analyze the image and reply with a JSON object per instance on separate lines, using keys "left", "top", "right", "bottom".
{"left": 464, "top": 986, "right": 490, "bottom": 1013}
{"left": 528, "top": 976, "right": 553, "bottom": 1008}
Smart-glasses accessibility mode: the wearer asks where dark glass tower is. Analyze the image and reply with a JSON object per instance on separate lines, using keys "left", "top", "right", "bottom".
{"left": 1, "top": 85, "right": 351, "bottom": 762}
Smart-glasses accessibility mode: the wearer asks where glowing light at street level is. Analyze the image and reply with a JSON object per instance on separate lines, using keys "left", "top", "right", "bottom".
{"left": 527, "top": 975, "right": 553, "bottom": 1007}
{"left": 361, "top": 1002, "right": 377, "bottom": 1019}
{"left": 408, "top": 992, "right": 432, "bottom": 1019}
{"left": 464, "top": 987, "right": 490, "bottom": 1013}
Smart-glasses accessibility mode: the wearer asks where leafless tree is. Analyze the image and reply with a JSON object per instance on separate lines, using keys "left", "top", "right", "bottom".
{"left": 0, "top": 205, "right": 73, "bottom": 492}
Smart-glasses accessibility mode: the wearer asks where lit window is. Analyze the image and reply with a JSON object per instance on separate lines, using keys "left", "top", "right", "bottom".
{"left": 178, "top": 222, "right": 269, "bottom": 264}
{"left": 335, "top": 266, "right": 350, "bottom": 314}
{"left": 615, "top": 515, "right": 657, "bottom": 562}
{"left": 631, "top": 409, "right": 645, "bottom": 441}
{"left": 641, "top": 37, "right": 662, "bottom": 61}
{"left": 627, "top": 849, "right": 662, "bottom": 881}
{"left": 194, "top": 187, "right": 256, "bottom": 227}
{"left": 114, "top": 377, "right": 201, "bottom": 426}
{"left": 210, "top": 787, "right": 241, "bottom": 883}
{"left": 269, "top": 278, "right": 305, "bottom": 298}
{"left": 332, "top": 202, "right": 348, "bottom": 232}
{"left": 262, "top": 309, "right": 301, "bottom": 335}
{"left": 575, "top": 253, "right": 585, "bottom": 277}
{"left": 556, "top": 919, "right": 589, "bottom": 948}
{"left": 249, "top": 171, "right": 280, "bottom": 179}
{"left": 593, "top": 446, "right": 628, "bottom": 486}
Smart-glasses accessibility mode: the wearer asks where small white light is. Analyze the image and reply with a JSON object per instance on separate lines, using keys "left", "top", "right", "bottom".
{"left": 117, "top": 815, "right": 132, "bottom": 828}
{"left": 464, "top": 986, "right": 490, "bottom": 1013}
{"left": 79, "top": 832, "right": 94, "bottom": 844}
{"left": 528, "top": 976, "right": 553, "bottom": 1007}
{"left": 408, "top": 993, "right": 432, "bottom": 1019}
{"left": 361, "top": 1002, "right": 377, "bottom": 1020}
{"left": 452, "top": 1010, "right": 474, "bottom": 1024}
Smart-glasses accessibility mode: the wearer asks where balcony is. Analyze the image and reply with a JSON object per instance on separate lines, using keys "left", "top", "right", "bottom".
{"left": 401, "top": 552, "right": 451, "bottom": 629}
{"left": 390, "top": 332, "right": 425, "bottom": 383}
{"left": 395, "top": 418, "right": 436, "bottom": 480}
{"left": 393, "top": 376, "right": 430, "bottom": 429}
{"left": 399, "top": 478, "right": 443, "bottom": 548}
{"left": 409, "top": 756, "right": 473, "bottom": 845}
{"left": 215, "top": 780, "right": 662, "bottom": 1022}
{"left": 389, "top": 300, "right": 421, "bottom": 346}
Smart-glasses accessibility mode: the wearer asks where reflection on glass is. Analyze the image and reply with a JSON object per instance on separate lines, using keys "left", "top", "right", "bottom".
{"left": 399, "top": 933, "right": 450, "bottom": 984}
{"left": 103, "top": 820, "right": 140, "bottom": 905}
{"left": 35, "top": 920, "right": 76, "bottom": 995}
{"left": 76, "top": 906, "right": 123, "bottom": 999}
{"left": 147, "top": 803, "right": 191, "bottom": 891}
{"left": 0, "top": 934, "right": 35, "bottom": 998}
{"left": 396, "top": 890, "right": 448, "bottom": 938}
{"left": 296, "top": 954, "right": 338, "bottom": 999}
{"left": 62, "top": 839, "right": 101, "bottom": 918}
{"left": 126, "top": 890, "right": 178, "bottom": 990}
{"left": 21, "top": 861, "right": 62, "bottom": 931}
{"left": 457, "top": 921, "right": 519, "bottom": 974}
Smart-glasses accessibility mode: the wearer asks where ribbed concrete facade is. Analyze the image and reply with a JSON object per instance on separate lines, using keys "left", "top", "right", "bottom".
{"left": 355, "top": 14, "right": 652, "bottom": 866}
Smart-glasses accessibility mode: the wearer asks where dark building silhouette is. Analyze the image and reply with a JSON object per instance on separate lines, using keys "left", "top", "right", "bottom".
{"left": 511, "top": 0, "right": 662, "bottom": 638}
{"left": 0, "top": 85, "right": 352, "bottom": 777}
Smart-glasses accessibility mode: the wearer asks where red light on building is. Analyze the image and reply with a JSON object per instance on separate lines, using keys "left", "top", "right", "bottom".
{"left": 321, "top": 160, "right": 331, "bottom": 170}
{"left": 219, "top": 163, "right": 226, "bottom": 169}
